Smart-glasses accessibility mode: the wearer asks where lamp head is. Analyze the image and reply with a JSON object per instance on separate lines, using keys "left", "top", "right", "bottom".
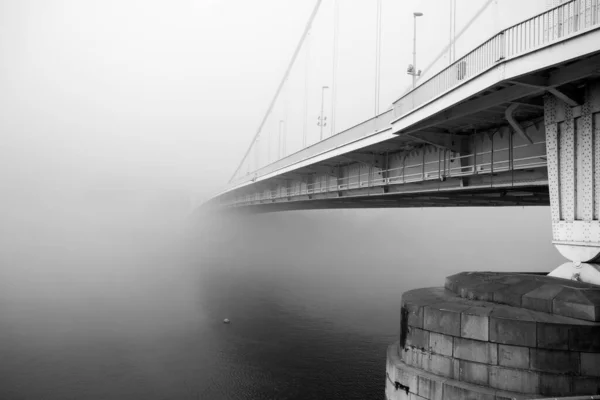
{"left": 414, "top": 12, "right": 423, "bottom": 17}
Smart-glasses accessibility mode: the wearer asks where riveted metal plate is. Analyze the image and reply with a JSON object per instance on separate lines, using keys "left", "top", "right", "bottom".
{"left": 584, "top": 221, "right": 592, "bottom": 242}
{"left": 544, "top": 94, "right": 557, "bottom": 126}
{"left": 577, "top": 101, "right": 594, "bottom": 221}
{"left": 595, "top": 113, "right": 600, "bottom": 220}
{"left": 546, "top": 123, "right": 561, "bottom": 230}
{"left": 591, "top": 221, "right": 600, "bottom": 243}
{"left": 560, "top": 106, "right": 575, "bottom": 223}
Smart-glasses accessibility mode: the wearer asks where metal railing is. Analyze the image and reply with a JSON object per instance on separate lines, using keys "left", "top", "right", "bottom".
{"left": 392, "top": 0, "right": 600, "bottom": 120}
{"left": 229, "top": 109, "right": 394, "bottom": 186}
{"left": 224, "top": 0, "right": 598, "bottom": 200}
{"left": 223, "top": 140, "right": 547, "bottom": 207}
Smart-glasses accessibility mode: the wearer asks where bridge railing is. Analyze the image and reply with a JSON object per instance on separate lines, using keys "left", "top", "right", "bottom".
{"left": 392, "top": 0, "right": 600, "bottom": 121}
{"left": 229, "top": 109, "right": 394, "bottom": 187}
{"left": 223, "top": 0, "right": 598, "bottom": 202}
{"left": 223, "top": 140, "right": 547, "bottom": 207}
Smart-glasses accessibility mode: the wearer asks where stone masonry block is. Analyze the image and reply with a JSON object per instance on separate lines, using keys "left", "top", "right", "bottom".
{"left": 581, "top": 352, "right": 600, "bottom": 377}
{"left": 454, "top": 337, "right": 498, "bottom": 365}
{"left": 490, "top": 317, "right": 536, "bottom": 347}
{"left": 538, "top": 373, "right": 572, "bottom": 396}
{"left": 423, "top": 304, "right": 464, "bottom": 336}
{"left": 572, "top": 376, "right": 600, "bottom": 395}
{"left": 537, "top": 322, "right": 569, "bottom": 350}
{"left": 498, "top": 344, "right": 529, "bottom": 369}
{"left": 461, "top": 306, "right": 492, "bottom": 341}
{"left": 530, "top": 348, "right": 580, "bottom": 374}
{"left": 423, "top": 353, "right": 460, "bottom": 380}
{"left": 442, "top": 380, "right": 496, "bottom": 400}
{"left": 464, "top": 282, "right": 510, "bottom": 302}
{"left": 406, "top": 327, "right": 429, "bottom": 350}
{"left": 395, "top": 364, "right": 419, "bottom": 393}
{"left": 403, "top": 347, "right": 459, "bottom": 380}
{"left": 522, "top": 284, "right": 564, "bottom": 313}
{"left": 417, "top": 375, "right": 443, "bottom": 400}
{"left": 459, "top": 359, "right": 489, "bottom": 386}
{"left": 403, "top": 303, "right": 424, "bottom": 329}
{"left": 489, "top": 366, "right": 540, "bottom": 393}
{"left": 429, "top": 332, "right": 453, "bottom": 356}
{"left": 553, "top": 288, "right": 599, "bottom": 321}
{"left": 570, "top": 325, "right": 600, "bottom": 352}
{"left": 493, "top": 280, "right": 543, "bottom": 307}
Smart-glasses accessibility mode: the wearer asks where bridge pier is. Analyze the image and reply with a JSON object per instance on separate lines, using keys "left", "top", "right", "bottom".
{"left": 386, "top": 272, "right": 600, "bottom": 400}
{"left": 545, "top": 81, "right": 600, "bottom": 284}
{"left": 387, "top": 81, "right": 600, "bottom": 400}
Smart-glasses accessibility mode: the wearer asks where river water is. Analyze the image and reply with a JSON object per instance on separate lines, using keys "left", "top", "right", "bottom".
{"left": 0, "top": 206, "right": 561, "bottom": 399}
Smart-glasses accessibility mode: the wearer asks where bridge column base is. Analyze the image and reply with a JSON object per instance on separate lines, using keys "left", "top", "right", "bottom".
{"left": 386, "top": 271, "right": 600, "bottom": 400}
{"left": 548, "top": 261, "right": 600, "bottom": 285}
{"left": 544, "top": 82, "right": 600, "bottom": 285}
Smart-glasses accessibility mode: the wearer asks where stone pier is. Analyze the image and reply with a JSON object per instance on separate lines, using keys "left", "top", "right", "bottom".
{"left": 385, "top": 272, "right": 600, "bottom": 399}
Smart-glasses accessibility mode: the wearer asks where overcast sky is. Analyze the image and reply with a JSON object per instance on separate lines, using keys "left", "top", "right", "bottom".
{"left": 0, "top": 0, "right": 550, "bottom": 207}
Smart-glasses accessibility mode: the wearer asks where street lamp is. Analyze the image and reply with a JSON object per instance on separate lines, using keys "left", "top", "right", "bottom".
{"left": 408, "top": 12, "right": 423, "bottom": 89}
{"left": 317, "top": 86, "right": 330, "bottom": 141}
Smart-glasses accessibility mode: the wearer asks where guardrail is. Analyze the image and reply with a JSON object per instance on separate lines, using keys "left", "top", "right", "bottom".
{"left": 222, "top": 140, "right": 547, "bottom": 207}
{"left": 229, "top": 109, "right": 393, "bottom": 187}
{"left": 392, "top": 0, "right": 600, "bottom": 120}
{"left": 226, "top": 0, "right": 597, "bottom": 197}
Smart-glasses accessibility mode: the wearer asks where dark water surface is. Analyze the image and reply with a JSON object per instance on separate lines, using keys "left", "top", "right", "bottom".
{"left": 0, "top": 206, "right": 562, "bottom": 399}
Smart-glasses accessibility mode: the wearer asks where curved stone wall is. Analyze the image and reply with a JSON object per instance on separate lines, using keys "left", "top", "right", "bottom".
{"left": 386, "top": 272, "right": 600, "bottom": 400}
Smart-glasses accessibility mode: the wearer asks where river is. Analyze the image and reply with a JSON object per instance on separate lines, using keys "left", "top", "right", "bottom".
{"left": 0, "top": 205, "right": 561, "bottom": 399}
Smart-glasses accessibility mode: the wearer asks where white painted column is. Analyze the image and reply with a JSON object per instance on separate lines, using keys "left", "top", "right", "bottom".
{"left": 546, "top": 81, "right": 600, "bottom": 283}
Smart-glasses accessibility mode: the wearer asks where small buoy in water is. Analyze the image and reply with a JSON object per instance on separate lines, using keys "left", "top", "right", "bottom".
{"left": 223, "top": 318, "right": 230, "bottom": 324}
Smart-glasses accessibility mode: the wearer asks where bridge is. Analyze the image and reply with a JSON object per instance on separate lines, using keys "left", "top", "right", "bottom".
{"left": 202, "top": 1, "right": 600, "bottom": 399}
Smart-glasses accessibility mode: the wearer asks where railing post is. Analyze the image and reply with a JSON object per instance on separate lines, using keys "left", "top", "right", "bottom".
{"left": 422, "top": 147, "right": 426, "bottom": 180}
{"left": 438, "top": 148, "right": 441, "bottom": 180}
{"left": 473, "top": 133, "right": 478, "bottom": 174}
{"left": 498, "top": 31, "right": 505, "bottom": 61}
{"left": 509, "top": 129, "right": 514, "bottom": 186}
{"left": 490, "top": 131, "right": 495, "bottom": 187}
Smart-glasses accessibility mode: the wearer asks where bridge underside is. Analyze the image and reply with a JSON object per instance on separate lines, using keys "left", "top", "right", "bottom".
{"left": 208, "top": 17, "right": 600, "bottom": 221}
{"left": 232, "top": 185, "right": 549, "bottom": 214}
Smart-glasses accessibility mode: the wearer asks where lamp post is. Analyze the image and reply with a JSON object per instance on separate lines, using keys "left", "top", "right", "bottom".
{"left": 318, "top": 86, "right": 329, "bottom": 141}
{"left": 410, "top": 12, "right": 423, "bottom": 89}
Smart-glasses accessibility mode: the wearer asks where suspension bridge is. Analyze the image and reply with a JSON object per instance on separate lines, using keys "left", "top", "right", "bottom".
{"left": 201, "top": 0, "right": 600, "bottom": 399}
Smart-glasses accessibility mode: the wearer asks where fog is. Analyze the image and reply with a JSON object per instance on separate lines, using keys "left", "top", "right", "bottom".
{"left": 0, "top": 1, "right": 562, "bottom": 398}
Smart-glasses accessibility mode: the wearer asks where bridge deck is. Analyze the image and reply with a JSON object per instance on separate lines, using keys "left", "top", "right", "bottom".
{"left": 209, "top": 1, "right": 600, "bottom": 212}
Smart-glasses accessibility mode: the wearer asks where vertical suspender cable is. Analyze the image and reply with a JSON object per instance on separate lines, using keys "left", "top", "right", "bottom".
{"left": 449, "top": 0, "right": 454, "bottom": 63}
{"left": 283, "top": 84, "right": 288, "bottom": 157}
{"left": 303, "top": 32, "right": 311, "bottom": 148}
{"left": 417, "top": 0, "right": 493, "bottom": 84}
{"left": 374, "top": 0, "right": 382, "bottom": 115}
{"left": 229, "top": 0, "right": 323, "bottom": 183}
{"left": 452, "top": 0, "right": 457, "bottom": 62}
{"left": 331, "top": 0, "right": 339, "bottom": 136}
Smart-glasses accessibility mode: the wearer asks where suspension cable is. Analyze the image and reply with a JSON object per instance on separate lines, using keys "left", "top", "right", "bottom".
{"left": 229, "top": 0, "right": 323, "bottom": 183}
{"left": 419, "top": 0, "right": 494, "bottom": 83}
{"left": 331, "top": 0, "right": 340, "bottom": 136}
{"left": 303, "top": 32, "right": 311, "bottom": 148}
{"left": 374, "top": 0, "right": 382, "bottom": 115}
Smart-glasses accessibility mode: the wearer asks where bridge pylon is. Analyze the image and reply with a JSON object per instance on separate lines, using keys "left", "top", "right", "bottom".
{"left": 545, "top": 81, "right": 600, "bottom": 284}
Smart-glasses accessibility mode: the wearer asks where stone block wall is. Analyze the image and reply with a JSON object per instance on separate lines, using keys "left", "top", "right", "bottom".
{"left": 386, "top": 272, "right": 600, "bottom": 400}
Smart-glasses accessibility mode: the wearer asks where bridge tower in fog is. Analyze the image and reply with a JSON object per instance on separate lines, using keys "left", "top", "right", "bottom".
{"left": 203, "top": 0, "right": 600, "bottom": 398}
